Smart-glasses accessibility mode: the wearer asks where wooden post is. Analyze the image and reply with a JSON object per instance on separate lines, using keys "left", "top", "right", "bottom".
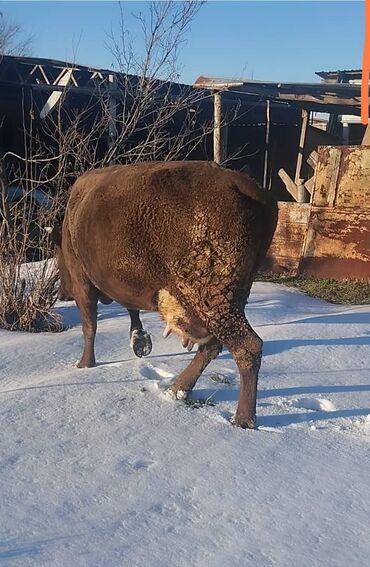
{"left": 108, "top": 73, "right": 117, "bottom": 165}
{"left": 294, "top": 109, "right": 309, "bottom": 185}
{"left": 213, "top": 91, "right": 222, "bottom": 164}
{"left": 223, "top": 120, "right": 228, "bottom": 164}
{"left": 263, "top": 99, "right": 271, "bottom": 188}
{"left": 361, "top": 122, "right": 370, "bottom": 144}
{"left": 342, "top": 122, "right": 350, "bottom": 144}
{"left": 297, "top": 179, "right": 306, "bottom": 203}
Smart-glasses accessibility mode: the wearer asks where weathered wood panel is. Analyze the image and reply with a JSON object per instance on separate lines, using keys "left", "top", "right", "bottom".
{"left": 312, "top": 145, "right": 370, "bottom": 209}
{"left": 336, "top": 147, "right": 370, "bottom": 209}
{"left": 311, "top": 146, "right": 341, "bottom": 207}
{"left": 264, "top": 202, "right": 309, "bottom": 272}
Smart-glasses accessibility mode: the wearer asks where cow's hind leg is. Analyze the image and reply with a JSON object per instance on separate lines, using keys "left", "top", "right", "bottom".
{"left": 128, "top": 309, "right": 152, "bottom": 358}
{"left": 210, "top": 311, "right": 262, "bottom": 429}
{"left": 170, "top": 337, "right": 222, "bottom": 399}
{"left": 74, "top": 282, "right": 99, "bottom": 368}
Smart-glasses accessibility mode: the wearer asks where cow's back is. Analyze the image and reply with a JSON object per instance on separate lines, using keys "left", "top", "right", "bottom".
{"left": 63, "top": 161, "right": 275, "bottom": 303}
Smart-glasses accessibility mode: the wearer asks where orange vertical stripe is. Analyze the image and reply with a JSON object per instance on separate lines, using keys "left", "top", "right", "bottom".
{"left": 362, "top": 0, "right": 370, "bottom": 124}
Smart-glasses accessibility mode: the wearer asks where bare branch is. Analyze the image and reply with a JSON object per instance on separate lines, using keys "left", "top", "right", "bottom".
{"left": 0, "top": 12, "right": 33, "bottom": 56}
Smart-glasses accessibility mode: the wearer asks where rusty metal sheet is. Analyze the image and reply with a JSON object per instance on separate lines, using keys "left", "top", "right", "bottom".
{"left": 265, "top": 202, "right": 309, "bottom": 272}
{"left": 300, "top": 208, "right": 370, "bottom": 279}
{"left": 297, "top": 145, "right": 370, "bottom": 280}
{"left": 264, "top": 147, "right": 370, "bottom": 279}
{"left": 275, "top": 202, "right": 309, "bottom": 224}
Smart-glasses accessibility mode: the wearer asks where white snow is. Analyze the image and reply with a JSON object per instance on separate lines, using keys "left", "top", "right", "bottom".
{"left": 1, "top": 282, "right": 370, "bottom": 566}
{"left": 291, "top": 397, "right": 336, "bottom": 412}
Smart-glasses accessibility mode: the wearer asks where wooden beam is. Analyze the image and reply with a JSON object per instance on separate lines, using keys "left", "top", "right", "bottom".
{"left": 213, "top": 91, "right": 222, "bottom": 164}
{"left": 222, "top": 120, "right": 228, "bottom": 164}
{"left": 305, "top": 177, "right": 314, "bottom": 195}
{"left": 307, "top": 150, "right": 318, "bottom": 170}
{"left": 40, "top": 68, "right": 73, "bottom": 119}
{"left": 278, "top": 168, "right": 299, "bottom": 201}
{"left": 263, "top": 99, "right": 271, "bottom": 188}
{"left": 278, "top": 93, "right": 362, "bottom": 107}
{"left": 297, "top": 179, "right": 309, "bottom": 203}
{"left": 295, "top": 109, "right": 309, "bottom": 185}
{"left": 108, "top": 73, "right": 117, "bottom": 165}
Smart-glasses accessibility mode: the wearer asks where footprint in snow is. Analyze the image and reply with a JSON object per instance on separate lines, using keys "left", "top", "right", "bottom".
{"left": 139, "top": 364, "right": 174, "bottom": 381}
{"left": 102, "top": 361, "right": 125, "bottom": 368}
{"left": 117, "top": 459, "right": 156, "bottom": 473}
{"left": 291, "top": 397, "right": 336, "bottom": 412}
{"left": 139, "top": 364, "right": 175, "bottom": 394}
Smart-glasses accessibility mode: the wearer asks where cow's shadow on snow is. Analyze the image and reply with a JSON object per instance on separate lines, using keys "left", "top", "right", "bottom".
{"left": 193, "top": 381, "right": 370, "bottom": 428}
{"left": 262, "top": 335, "right": 370, "bottom": 356}
{"left": 216, "top": 333, "right": 370, "bottom": 361}
{"left": 252, "top": 310, "right": 370, "bottom": 327}
{"left": 256, "top": 407, "right": 370, "bottom": 428}
{"left": 0, "top": 546, "right": 39, "bottom": 561}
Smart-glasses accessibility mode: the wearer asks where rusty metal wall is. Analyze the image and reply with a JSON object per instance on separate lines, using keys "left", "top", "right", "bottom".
{"left": 264, "top": 145, "right": 370, "bottom": 280}
{"left": 299, "top": 145, "right": 370, "bottom": 279}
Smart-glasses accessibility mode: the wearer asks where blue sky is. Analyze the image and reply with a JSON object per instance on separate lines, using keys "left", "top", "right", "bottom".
{"left": 0, "top": 1, "right": 364, "bottom": 84}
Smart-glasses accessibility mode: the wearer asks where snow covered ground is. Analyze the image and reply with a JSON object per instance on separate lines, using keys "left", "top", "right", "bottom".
{"left": 1, "top": 282, "right": 369, "bottom": 566}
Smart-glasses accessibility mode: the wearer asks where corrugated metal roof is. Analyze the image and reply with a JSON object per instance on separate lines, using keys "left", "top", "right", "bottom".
{"left": 315, "top": 69, "right": 362, "bottom": 81}
{"left": 0, "top": 54, "right": 195, "bottom": 95}
{"left": 193, "top": 76, "right": 367, "bottom": 115}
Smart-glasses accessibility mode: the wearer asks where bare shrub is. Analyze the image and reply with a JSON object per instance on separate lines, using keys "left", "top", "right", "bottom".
{"left": 0, "top": 165, "right": 61, "bottom": 331}
{"left": 0, "top": 12, "right": 32, "bottom": 57}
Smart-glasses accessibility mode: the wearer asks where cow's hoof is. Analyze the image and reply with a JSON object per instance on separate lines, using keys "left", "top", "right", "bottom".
{"left": 181, "top": 338, "right": 195, "bottom": 351}
{"left": 76, "top": 358, "right": 96, "bottom": 368}
{"left": 131, "top": 330, "right": 152, "bottom": 358}
{"left": 165, "top": 388, "right": 188, "bottom": 401}
{"left": 232, "top": 413, "right": 256, "bottom": 429}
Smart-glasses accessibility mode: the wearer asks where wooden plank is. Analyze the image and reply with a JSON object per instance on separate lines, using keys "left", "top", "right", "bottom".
{"left": 272, "top": 224, "right": 307, "bottom": 244}
{"left": 270, "top": 235, "right": 304, "bottom": 253}
{"left": 278, "top": 168, "right": 298, "bottom": 201}
{"left": 277, "top": 201, "right": 310, "bottom": 224}
{"left": 327, "top": 148, "right": 341, "bottom": 207}
{"left": 311, "top": 146, "right": 342, "bottom": 207}
{"left": 40, "top": 68, "right": 73, "bottom": 119}
{"left": 264, "top": 201, "right": 309, "bottom": 273}
{"left": 335, "top": 147, "right": 370, "bottom": 208}
{"left": 295, "top": 109, "right": 309, "bottom": 185}
{"left": 307, "top": 150, "right": 318, "bottom": 170}
{"left": 305, "top": 177, "right": 314, "bottom": 195}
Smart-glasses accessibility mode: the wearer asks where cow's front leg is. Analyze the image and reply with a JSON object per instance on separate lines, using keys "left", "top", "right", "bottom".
{"left": 74, "top": 284, "right": 99, "bottom": 368}
{"left": 170, "top": 337, "right": 222, "bottom": 399}
{"left": 128, "top": 309, "right": 152, "bottom": 358}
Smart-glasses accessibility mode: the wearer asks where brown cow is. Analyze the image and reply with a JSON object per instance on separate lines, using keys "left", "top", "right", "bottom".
{"left": 50, "top": 232, "right": 153, "bottom": 359}
{"left": 53, "top": 161, "right": 278, "bottom": 428}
